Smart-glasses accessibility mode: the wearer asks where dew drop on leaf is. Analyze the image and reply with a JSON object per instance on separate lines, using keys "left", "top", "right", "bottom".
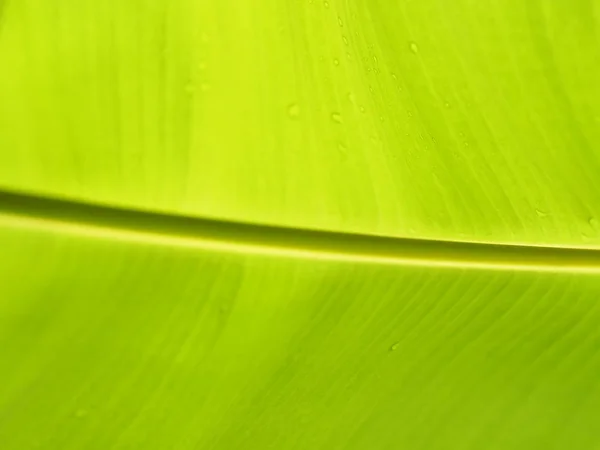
{"left": 409, "top": 41, "right": 419, "bottom": 54}
{"left": 331, "top": 112, "right": 343, "bottom": 124}
{"left": 287, "top": 103, "right": 300, "bottom": 119}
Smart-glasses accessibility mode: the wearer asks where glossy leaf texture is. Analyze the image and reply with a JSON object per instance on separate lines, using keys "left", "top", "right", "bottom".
{"left": 2, "top": 223, "right": 600, "bottom": 450}
{"left": 1, "top": 0, "right": 599, "bottom": 244}
{"left": 1, "top": 0, "right": 600, "bottom": 449}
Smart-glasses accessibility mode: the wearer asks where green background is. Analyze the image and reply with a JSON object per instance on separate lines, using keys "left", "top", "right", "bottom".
{"left": 1, "top": 0, "right": 600, "bottom": 448}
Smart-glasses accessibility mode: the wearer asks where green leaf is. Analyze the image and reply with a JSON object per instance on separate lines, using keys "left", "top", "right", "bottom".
{"left": 1, "top": 0, "right": 600, "bottom": 449}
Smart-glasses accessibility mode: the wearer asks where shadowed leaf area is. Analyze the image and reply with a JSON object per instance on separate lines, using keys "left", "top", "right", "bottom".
{"left": 0, "top": 0, "right": 599, "bottom": 449}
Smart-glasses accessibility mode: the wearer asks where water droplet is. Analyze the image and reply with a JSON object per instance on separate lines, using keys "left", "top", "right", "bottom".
{"left": 200, "top": 82, "right": 211, "bottom": 92}
{"left": 407, "top": 111, "right": 413, "bottom": 117}
{"left": 346, "top": 52, "right": 352, "bottom": 60}
{"left": 369, "top": 85, "right": 374, "bottom": 93}
{"left": 338, "top": 16, "right": 343, "bottom": 26}
{"left": 333, "top": 58, "right": 340, "bottom": 66}
{"left": 535, "top": 209, "right": 549, "bottom": 218}
{"left": 444, "top": 101, "right": 451, "bottom": 108}
{"left": 324, "top": 1, "right": 329, "bottom": 8}
{"left": 391, "top": 73, "right": 398, "bottom": 81}
{"left": 74, "top": 409, "right": 88, "bottom": 418}
{"left": 287, "top": 103, "right": 300, "bottom": 119}
{"left": 342, "top": 36, "right": 349, "bottom": 45}
{"left": 198, "top": 62, "right": 207, "bottom": 71}
{"left": 389, "top": 342, "right": 400, "bottom": 352}
{"left": 347, "top": 92, "right": 356, "bottom": 104}
{"left": 379, "top": 116, "right": 385, "bottom": 122}
{"left": 359, "top": 105, "right": 366, "bottom": 113}
{"left": 331, "top": 112, "right": 343, "bottom": 124}
{"left": 409, "top": 41, "right": 419, "bottom": 54}
{"left": 464, "top": 141, "right": 470, "bottom": 147}
{"left": 589, "top": 217, "right": 599, "bottom": 229}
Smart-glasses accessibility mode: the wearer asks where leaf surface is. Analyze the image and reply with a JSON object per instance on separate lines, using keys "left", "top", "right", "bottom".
{"left": 0, "top": 0, "right": 599, "bottom": 244}
{"left": 2, "top": 216, "right": 600, "bottom": 450}
{"left": 1, "top": 1, "right": 600, "bottom": 449}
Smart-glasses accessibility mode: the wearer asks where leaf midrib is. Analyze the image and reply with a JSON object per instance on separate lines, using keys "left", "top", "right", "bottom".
{"left": 1, "top": 187, "right": 599, "bottom": 273}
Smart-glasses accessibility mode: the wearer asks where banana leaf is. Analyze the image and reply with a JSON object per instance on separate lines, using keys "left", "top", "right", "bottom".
{"left": 1, "top": 0, "right": 600, "bottom": 449}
